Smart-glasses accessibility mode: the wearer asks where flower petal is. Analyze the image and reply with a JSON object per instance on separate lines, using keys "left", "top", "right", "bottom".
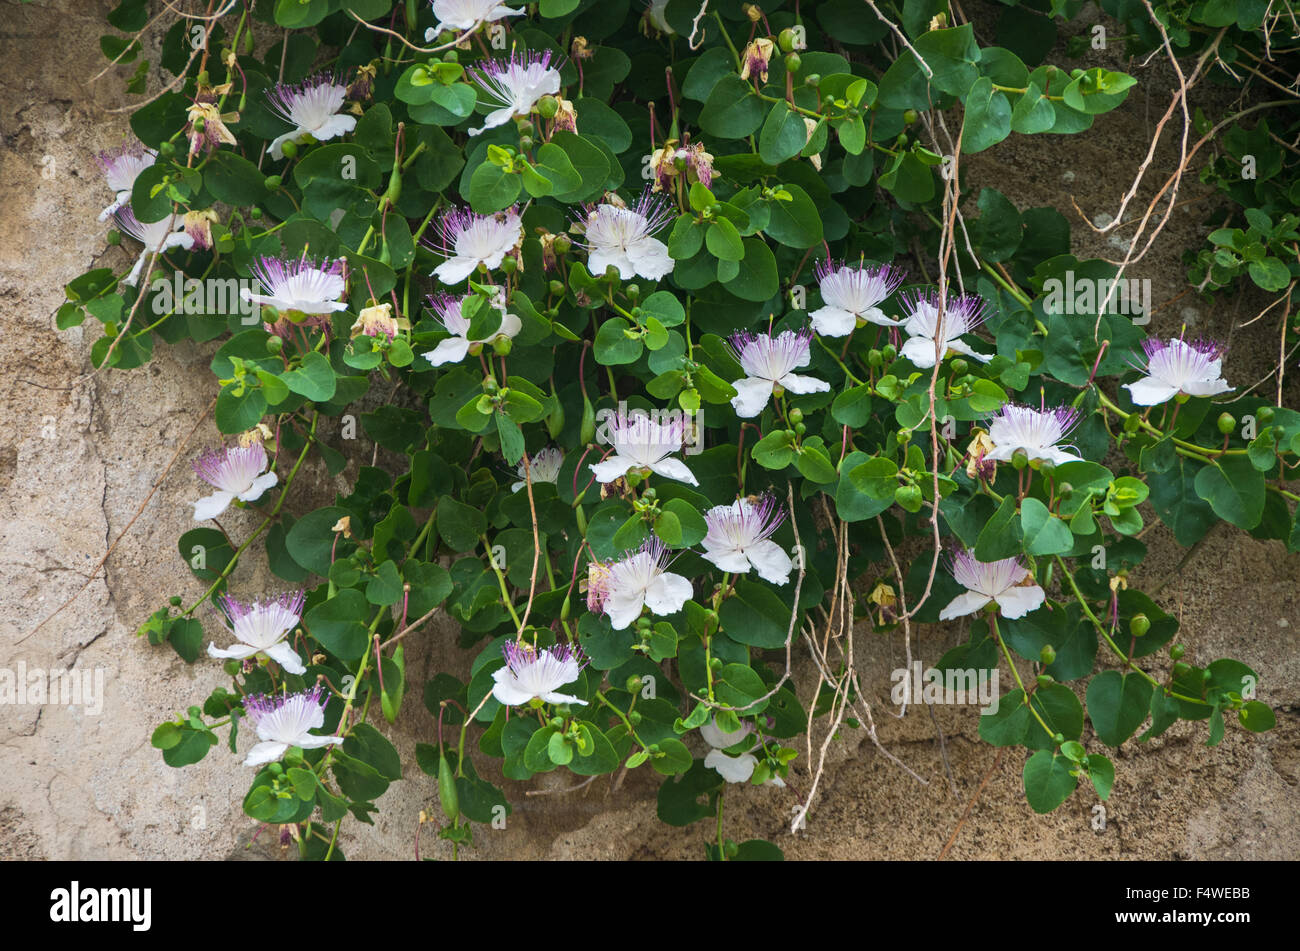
{"left": 589, "top": 455, "right": 632, "bottom": 483}
{"left": 705, "top": 749, "right": 757, "bottom": 783}
{"left": 238, "top": 471, "right": 279, "bottom": 502}
{"left": 646, "top": 457, "right": 700, "bottom": 485}
{"left": 994, "top": 584, "right": 1045, "bottom": 619}
{"left": 626, "top": 238, "right": 674, "bottom": 280}
{"left": 424, "top": 337, "right": 471, "bottom": 367}
{"left": 778, "top": 371, "right": 830, "bottom": 395}
{"left": 644, "top": 571, "right": 692, "bottom": 616}
{"left": 746, "top": 539, "right": 793, "bottom": 586}
{"left": 193, "top": 490, "right": 235, "bottom": 521}
{"left": 808, "top": 306, "right": 855, "bottom": 338}
{"left": 207, "top": 642, "right": 259, "bottom": 660}
{"left": 243, "top": 741, "right": 290, "bottom": 767}
{"left": 701, "top": 546, "right": 753, "bottom": 574}
{"left": 263, "top": 641, "right": 306, "bottom": 675}
{"left": 938, "top": 590, "right": 992, "bottom": 621}
{"left": 1123, "top": 377, "right": 1180, "bottom": 406}
{"left": 604, "top": 588, "right": 646, "bottom": 630}
{"left": 730, "top": 377, "right": 774, "bottom": 418}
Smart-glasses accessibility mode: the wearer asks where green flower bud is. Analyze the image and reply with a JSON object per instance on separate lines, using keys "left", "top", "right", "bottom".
{"left": 548, "top": 279, "right": 565, "bottom": 296}
{"left": 279, "top": 139, "right": 298, "bottom": 160}
{"left": 169, "top": 595, "right": 183, "bottom": 607}
{"left": 950, "top": 358, "right": 968, "bottom": 374}
{"left": 788, "top": 407, "right": 803, "bottom": 424}
{"left": 881, "top": 344, "right": 897, "bottom": 362}
{"left": 264, "top": 174, "right": 281, "bottom": 190}
{"left": 537, "top": 95, "right": 558, "bottom": 119}
{"left": 1040, "top": 645, "right": 1057, "bottom": 665}
{"left": 518, "top": 135, "right": 534, "bottom": 151}
{"left": 867, "top": 349, "right": 883, "bottom": 368}
{"left": 793, "top": 421, "right": 806, "bottom": 436}
{"left": 777, "top": 28, "right": 797, "bottom": 53}
{"left": 903, "top": 109, "right": 919, "bottom": 125}
{"left": 604, "top": 264, "right": 621, "bottom": 283}
{"left": 500, "top": 255, "right": 518, "bottom": 274}
{"left": 1257, "top": 406, "right": 1275, "bottom": 424}
{"left": 1130, "top": 613, "right": 1151, "bottom": 637}
{"left": 265, "top": 335, "right": 283, "bottom": 354}
{"left": 625, "top": 283, "right": 640, "bottom": 301}
{"left": 804, "top": 73, "right": 821, "bottom": 87}
{"left": 709, "top": 656, "right": 724, "bottom": 671}
{"left": 1216, "top": 413, "right": 1235, "bottom": 435}
{"left": 1037, "top": 673, "right": 1054, "bottom": 688}
{"left": 553, "top": 234, "right": 572, "bottom": 255}
{"left": 628, "top": 710, "right": 642, "bottom": 725}
{"left": 1172, "top": 661, "right": 1192, "bottom": 677}
{"left": 784, "top": 51, "right": 802, "bottom": 73}
{"left": 158, "top": 140, "right": 176, "bottom": 159}
{"left": 1170, "top": 643, "right": 1185, "bottom": 660}
{"left": 1011, "top": 447, "right": 1029, "bottom": 470}
{"left": 625, "top": 675, "right": 642, "bottom": 693}
{"left": 492, "top": 336, "right": 512, "bottom": 356}
{"left": 250, "top": 206, "right": 262, "bottom": 219}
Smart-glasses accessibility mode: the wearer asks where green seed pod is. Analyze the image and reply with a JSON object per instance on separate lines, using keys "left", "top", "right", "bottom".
{"left": 580, "top": 395, "right": 596, "bottom": 445}
{"left": 546, "top": 397, "right": 565, "bottom": 440}
{"left": 1216, "top": 413, "right": 1235, "bottom": 435}
{"left": 437, "top": 753, "right": 459, "bottom": 822}
{"left": 243, "top": 30, "right": 254, "bottom": 54}
{"left": 1130, "top": 613, "right": 1151, "bottom": 637}
{"left": 279, "top": 139, "right": 298, "bottom": 160}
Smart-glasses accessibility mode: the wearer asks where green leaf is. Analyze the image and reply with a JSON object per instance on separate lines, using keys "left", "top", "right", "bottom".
{"left": 699, "top": 75, "right": 765, "bottom": 138}
{"left": 305, "top": 590, "right": 369, "bottom": 661}
{"left": 718, "top": 578, "right": 791, "bottom": 649}
{"left": 282, "top": 351, "right": 337, "bottom": 403}
{"left": 758, "top": 101, "right": 807, "bottom": 165}
{"left": 1193, "top": 456, "right": 1265, "bottom": 529}
{"left": 962, "top": 77, "right": 1012, "bottom": 153}
{"left": 722, "top": 238, "right": 778, "bottom": 302}
{"left": 1086, "top": 670, "right": 1153, "bottom": 748}
{"left": 1019, "top": 497, "right": 1074, "bottom": 556}
{"left": 706, "top": 217, "right": 745, "bottom": 261}
{"left": 437, "top": 498, "right": 487, "bottom": 552}
{"left": 1022, "top": 749, "right": 1078, "bottom": 814}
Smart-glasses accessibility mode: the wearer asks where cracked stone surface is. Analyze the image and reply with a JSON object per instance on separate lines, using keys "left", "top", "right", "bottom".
{"left": 1, "top": 0, "right": 1297, "bottom": 861}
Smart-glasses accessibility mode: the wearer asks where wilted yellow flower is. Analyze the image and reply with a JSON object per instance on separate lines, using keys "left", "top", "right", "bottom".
{"left": 350, "top": 301, "right": 405, "bottom": 340}
{"left": 740, "top": 38, "right": 775, "bottom": 83}
{"left": 553, "top": 97, "right": 578, "bottom": 133}
{"left": 965, "top": 428, "right": 996, "bottom": 481}
{"left": 186, "top": 102, "right": 237, "bottom": 155}
{"left": 868, "top": 582, "right": 897, "bottom": 609}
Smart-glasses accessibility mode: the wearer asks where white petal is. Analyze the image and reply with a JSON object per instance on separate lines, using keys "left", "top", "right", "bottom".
{"left": 268, "top": 131, "right": 299, "bottom": 161}
{"left": 730, "top": 377, "right": 774, "bottom": 418}
{"left": 604, "top": 588, "right": 646, "bottom": 630}
{"left": 746, "top": 540, "right": 793, "bottom": 586}
{"left": 901, "top": 336, "right": 938, "bottom": 368}
{"left": 778, "top": 371, "right": 830, "bottom": 395}
{"left": 243, "top": 741, "right": 290, "bottom": 767}
{"left": 587, "top": 246, "right": 636, "bottom": 280}
{"left": 433, "top": 255, "right": 480, "bottom": 286}
{"left": 1182, "top": 379, "right": 1233, "bottom": 398}
{"left": 491, "top": 669, "right": 535, "bottom": 706}
{"left": 646, "top": 457, "right": 699, "bottom": 485}
{"left": 468, "top": 106, "right": 517, "bottom": 137}
{"left": 311, "top": 114, "right": 356, "bottom": 142}
{"left": 626, "top": 238, "right": 674, "bottom": 280}
{"left": 705, "top": 749, "right": 757, "bottom": 783}
{"left": 424, "top": 337, "right": 471, "bottom": 367}
{"left": 193, "top": 490, "right": 234, "bottom": 521}
{"left": 858, "top": 306, "right": 900, "bottom": 327}
{"left": 946, "top": 340, "right": 992, "bottom": 362}
{"left": 238, "top": 471, "right": 279, "bottom": 502}
{"left": 701, "top": 546, "right": 753, "bottom": 574}
{"left": 808, "top": 306, "right": 855, "bottom": 337}
{"left": 589, "top": 455, "right": 632, "bottom": 483}
{"left": 263, "top": 641, "right": 306, "bottom": 675}
{"left": 294, "top": 734, "right": 345, "bottom": 750}
{"left": 994, "top": 584, "right": 1045, "bottom": 619}
{"left": 644, "top": 571, "right": 692, "bottom": 616}
{"left": 1123, "top": 377, "right": 1179, "bottom": 406}
{"left": 207, "top": 642, "right": 259, "bottom": 660}
{"left": 938, "top": 590, "right": 992, "bottom": 621}
{"left": 539, "top": 691, "right": 588, "bottom": 706}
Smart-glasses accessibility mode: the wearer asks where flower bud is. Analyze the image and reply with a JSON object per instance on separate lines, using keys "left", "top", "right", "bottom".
{"left": 1040, "top": 645, "right": 1056, "bottom": 665}
{"left": 1216, "top": 413, "right": 1235, "bottom": 435}
{"left": 1130, "top": 613, "right": 1151, "bottom": 637}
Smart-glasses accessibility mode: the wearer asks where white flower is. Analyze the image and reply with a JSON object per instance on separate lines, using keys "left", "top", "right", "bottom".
{"left": 589, "top": 410, "right": 699, "bottom": 486}
{"left": 467, "top": 50, "right": 562, "bottom": 136}
{"left": 939, "top": 550, "right": 1045, "bottom": 621}
{"left": 425, "top": 0, "right": 523, "bottom": 38}
{"left": 421, "top": 288, "right": 521, "bottom": 367}
{"left": 426, "top": 206, "right": 523, "bottom": 285}
{"left": 984, "top": 404, "right": 1083, "bottom": 467}
{"left": 700, "top": 715, "right": 753, "bottom": 750}
{"left": 95, "top": 140, "right": 156, "bottom": 221}
{"left": 727, "top": 327, "right": 829, "bottom": 418}
{"left": 899, "top": 292, "right": 992, "bottom": 368}
{"left": 512, "top": 447, "right": 564, "bottom": 492}
{"left": 241, "top": 254, "right": 348, "bottom": 315}
{"left": 242, "top": 685, "right": 343, "bottom": 767}
{"left": 265, "top": 73, "right": 357, "bottom": 160}
{"left": 207, "top": 591, "right": 306, "bottom": 674}
{"left": 701, "top": 496, "right": 792, "bottom": 585}
{"left": 574, "top": 189, "right": 675, "bottom": 281}
{"left": 191, "top": 442, "right": 279, "bottom": 521}
{"left": 701, "top": 718, "right": 785, "bottom": 786}
{"left": 808, "top": 260, "right": 906, "bottom": 337}
{"left": 599, "top": 536, "right": 693, "bottom": 630}
{"left": 113, "top": 208, "right": 195, "bottom": 287}
{"left": 1123, "top": 337, "right": 1233, "bottom": 406}
{"left": 491, "top": 642, "right": 588, "bottom": 706}
{"left": 644, "top": 0, "right": 675, "bottom": 34}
